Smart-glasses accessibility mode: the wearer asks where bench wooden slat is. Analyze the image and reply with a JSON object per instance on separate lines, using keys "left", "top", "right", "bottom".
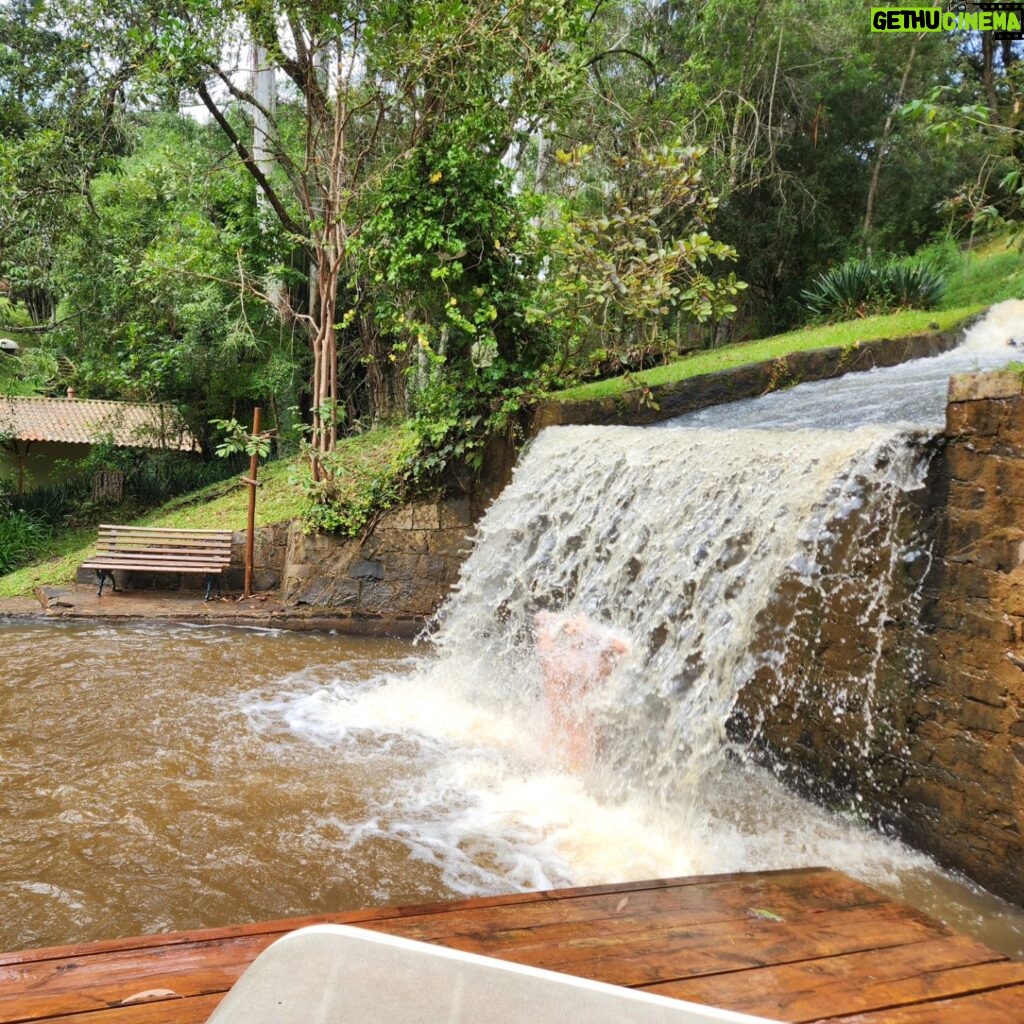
{"left": 94, "top": 540, "right": 232, "bottom": 552}
{"left": 93, "top": 540, "right": 231, "bottom": 549}
{"left": 97, "top": 524, "right": 234, "bottom": 536}
{"left": 96, "top": 540, "right": 232, "bottom": 548}
{"left": 83, "top": 560, "right": 230, "bottom": 570}
{"left": 84, "top": 550, "right": 232, "bottom": 561}
{"left": 90, "top": 544, "right": 233, "bottom": 556}
{"left": 83, "top": 564, "right": 227, "bottom": 575}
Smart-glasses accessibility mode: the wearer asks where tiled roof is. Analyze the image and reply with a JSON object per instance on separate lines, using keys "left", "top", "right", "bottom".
{"left": 0, "top": 397, "right": 200, "bottom": 451}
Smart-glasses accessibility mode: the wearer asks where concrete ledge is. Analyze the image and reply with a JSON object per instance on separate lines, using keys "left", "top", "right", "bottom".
{"left": 20, "top": 585, "right": 425, "bottom": 637}
{"left": 533, "top": 327, "right": 965, "bottom": 430}
{"left": 0, "top": 597, "right": 45, "bottom": 619}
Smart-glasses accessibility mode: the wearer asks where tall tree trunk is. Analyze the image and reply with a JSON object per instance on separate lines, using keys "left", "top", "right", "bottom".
{"left": 982, "top": 32, "right": 998, "bottom": 118}
{"left": 250, "top": 44, "right": 276, "bottom": 212}
{"left": 309, "top": 244, "right": 340, "bottom": 480}
{"left": 250, "top": 42, "right": 286, "bottom": 313}
{"left": 361, "top": 314, "right": 407, "bottom": 423}
{"left": 862, "top": 38, "right": 919, "bottom": 246}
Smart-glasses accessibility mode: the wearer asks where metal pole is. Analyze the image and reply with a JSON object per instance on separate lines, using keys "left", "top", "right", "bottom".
{"left": 244, "top": 406, "right": 261, "bottom": 599}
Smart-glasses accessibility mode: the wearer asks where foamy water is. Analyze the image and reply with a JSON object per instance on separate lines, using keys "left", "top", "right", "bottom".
{"left": 246, "top": 649, "right": 1024, "bottom": 953}
{"left": 245, "top": 659, "right": 926, "bottom": 884}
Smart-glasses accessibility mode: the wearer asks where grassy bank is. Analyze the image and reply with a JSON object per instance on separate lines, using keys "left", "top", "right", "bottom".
{"left": 549, "top": 237, "right": 1024, "bottom": 404}
{"left": 549, "top": 306, "right": 980, "bottom": 403}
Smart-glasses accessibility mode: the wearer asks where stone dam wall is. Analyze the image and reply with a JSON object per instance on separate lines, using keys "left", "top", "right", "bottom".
{"left": 277, "top": 497, "right": 475, "bottom": 630}
{"left": 906, "top": 372, "right": 1024, "bottom": 903}
{"left": 735, "top": 370, "right": 1024, "bottom": 907}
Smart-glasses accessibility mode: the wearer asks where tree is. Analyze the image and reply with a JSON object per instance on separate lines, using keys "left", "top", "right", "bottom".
{"left": 563, "top": 0, "right": 988, "bottom": 335}
{"left": 47, "top": 115, "right": 297, "bottom": 448}
{"left": 0, "top": 0, "right": 131, "bottom": 324}
{"left": 101, "top": 0, "right": 595, "bottom": 477}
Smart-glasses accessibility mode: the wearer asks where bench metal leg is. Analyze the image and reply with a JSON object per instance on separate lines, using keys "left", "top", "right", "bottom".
{"left": 204, "top": 573, "right": 222, "bottom": 602}
{"left": 95, "top": 569, "right": 117, "bottom": 597}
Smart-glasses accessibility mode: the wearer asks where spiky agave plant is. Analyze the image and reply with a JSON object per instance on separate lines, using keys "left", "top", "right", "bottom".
{"left": 801, "top": 256, "right": 945, "bottom": 321}
{"left": 880, "top": 260, "right": 946, "bottom": 311}
{"left": 801, "top": 260, "right": 874, "bottom": 320}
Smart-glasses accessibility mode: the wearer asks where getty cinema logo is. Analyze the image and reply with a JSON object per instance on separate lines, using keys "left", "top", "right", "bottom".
{"left": 872, "top": 1, "right": 1024, "bottom": 37}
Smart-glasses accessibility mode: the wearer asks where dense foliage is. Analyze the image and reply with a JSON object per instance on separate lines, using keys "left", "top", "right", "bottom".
{"left": 0, "top": 505, "right": 48, "bottom": 574}
{"left": 2, "top": 0, "right": 1023, "bottom": 527}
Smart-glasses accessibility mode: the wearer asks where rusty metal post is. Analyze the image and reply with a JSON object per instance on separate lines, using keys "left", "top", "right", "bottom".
{"left": 244, "top": 406, "right": 261, "bottom": 599}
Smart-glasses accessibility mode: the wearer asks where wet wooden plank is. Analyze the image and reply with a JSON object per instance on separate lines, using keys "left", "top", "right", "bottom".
{"left": 36, "top": 993, "right": 221, "bottom": 1024}
{"left": 7, "top": 875, "right": 797, "bottom": 1021}
{"left": 0, "top": 867, "right": 882, "bottom": 1023}
{"left": 0, "top": 934, "right": 274, "bottom": 1024}
{"left": 375, "top": 901, "right": 945, "bottom": 987}
{"left": 816, "top": 982, "right": 1024, "bottom": 1022}
{"left": 356, "top": 868, "right": 886, "bottom": 950}
{"left": 645, "top": 936, "right": 1017, "bottom": 1021}
{"left": 0, "top": 869, "right": 1021, "bottom": 1024}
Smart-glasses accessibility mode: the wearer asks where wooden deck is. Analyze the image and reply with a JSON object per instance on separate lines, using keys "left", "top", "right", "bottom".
{"left": 2, "top": 867, "right": 1023, "bottom": 1023}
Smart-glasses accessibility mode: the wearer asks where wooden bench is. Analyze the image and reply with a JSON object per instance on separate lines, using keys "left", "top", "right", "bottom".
{"left": 81, "top": 525, "right": 234, "bottom": 600}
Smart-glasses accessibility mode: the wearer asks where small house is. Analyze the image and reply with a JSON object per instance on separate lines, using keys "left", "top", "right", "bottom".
{"left": 0, "top": 392, "right": 200, "bottom": 495}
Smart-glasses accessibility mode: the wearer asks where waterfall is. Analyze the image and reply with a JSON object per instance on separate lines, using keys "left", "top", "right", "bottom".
{"left": 431, "top": 300, "right": 1023, "bottom": 825}
{"left": 433, "top": 423, "right": 933, "bottom": 823}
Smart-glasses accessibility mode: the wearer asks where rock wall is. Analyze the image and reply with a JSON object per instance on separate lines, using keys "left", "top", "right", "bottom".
{"left": 735, "top": 370, "right": 1024, "bottom": 907}
{"left": 904, "top": 371, "right": 1024, "bottom": 904}
{"left": 225, "top": 522, "right": 290, "bottom": 593}
{"left": 730, "top": 457, "right": 935, "bottom": 821}
{"left": 279, "top": 496, "right": 475, "bottom": 629}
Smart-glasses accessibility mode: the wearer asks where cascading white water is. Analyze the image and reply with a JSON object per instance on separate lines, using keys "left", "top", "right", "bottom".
{"left": 266, "top": 300, "right": 1024, "bottom": 952}
{"left": 433, "top": 424, "right": 930, "bottom": 824}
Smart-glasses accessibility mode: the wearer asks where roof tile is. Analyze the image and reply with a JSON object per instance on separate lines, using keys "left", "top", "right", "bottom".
{"left": 0, "top": 397, "right": 200, "bottom": 451}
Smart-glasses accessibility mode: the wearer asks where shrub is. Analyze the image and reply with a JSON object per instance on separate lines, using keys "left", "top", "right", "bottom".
{"left": 801, "top": 257, "right": 945, "bottom": 322}
{"left": 884, "top": 261, "right": 947, "bottom": 310}
{"left": 300, "top": 426, "right": 420, "bottom": 537}
{"left": 5, "top": 451, "right": 246, "bottom": 530}
{"left": 0, "top": 509, "right": 50, "bottom": 575}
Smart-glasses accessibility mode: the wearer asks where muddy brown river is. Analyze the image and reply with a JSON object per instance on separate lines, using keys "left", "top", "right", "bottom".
{"left": 2, "top": 620, "right": 1023, "bottom": 958}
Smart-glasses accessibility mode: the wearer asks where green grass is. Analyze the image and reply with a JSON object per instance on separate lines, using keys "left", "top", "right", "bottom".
{"left": 939, "top": 240, "right": 1024, "bottom": 310}
{"left": 0, "top": 456, "right": 306, "bottom": 598}
{"left": 303, "top": 424, "right": 419, "bottom": 535}
{"left": 549, "top": 306, "right": 981, "bottom": 403}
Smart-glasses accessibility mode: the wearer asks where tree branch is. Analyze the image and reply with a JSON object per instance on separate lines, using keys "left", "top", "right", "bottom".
{"left": 209, "top": 67, "right": 302, "bottom": 186}
{"left": 586, "top": 47, "right": 658, "bottom": 80}
{"left": 195, "top": 80, "right": 308, "bottom": 245}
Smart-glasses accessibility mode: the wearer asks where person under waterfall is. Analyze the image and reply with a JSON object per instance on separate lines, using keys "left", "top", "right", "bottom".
{"left": 534, "top": 611, "right": 631, "bottom": 771}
